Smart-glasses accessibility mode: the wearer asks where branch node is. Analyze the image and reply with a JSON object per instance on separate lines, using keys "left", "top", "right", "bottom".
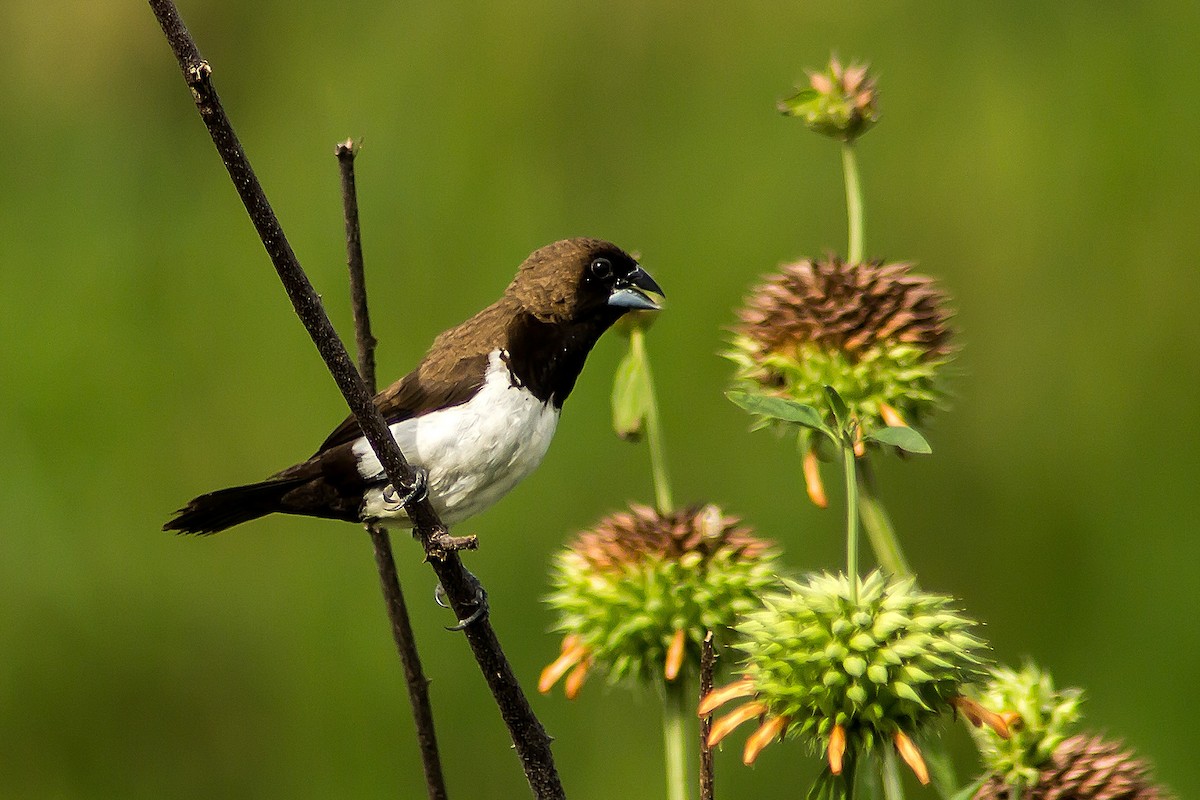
{"left": 186, "top": 61, "right": 212, "bottom": 104}
{"left": 186, "top": 59, "right": 211, "bottom": 84}
{"left": 427, "top": 531, "right": 480, "bottom": 560}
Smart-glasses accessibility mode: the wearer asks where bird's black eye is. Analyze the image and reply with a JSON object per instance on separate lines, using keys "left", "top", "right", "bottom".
{"left": 589, "top": 257, "right": 613, "bottom": 280}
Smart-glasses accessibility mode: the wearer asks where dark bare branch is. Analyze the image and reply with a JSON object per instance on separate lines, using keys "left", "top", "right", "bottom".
{"left": 148, "top": 3, "right": 563, "bottom": 796}
{"left": 336, "top": 140, "right": 378, "bottom": 391}
{"left": 337, "top": 138, "right": 448, "bottom": 800}
{"left": 700, "top": 631, "right": 716, "bottom": 800}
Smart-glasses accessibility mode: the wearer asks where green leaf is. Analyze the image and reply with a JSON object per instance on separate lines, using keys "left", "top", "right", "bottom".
{"left": 865, "top": 426, "right": 932, "bottom": 454}
{"left": 948, "top": 776, "right": 988, "bottom": 800}
{"left": 824, "top": 385, "right": 850, "bottom": 430}
{"left": 726, "top": 391, "right": 835, "bottom": 439}
{"left": 778, "top": 87, "right": 821, "bottom": 117}
{"left": 806, "top": 766, "right": 852, "bottom": 800}
{"left": 923, "top": 741, "right": 962, "bottom": 800}
{"left": 611, "top": 348, "right": 649, "bottom": 441}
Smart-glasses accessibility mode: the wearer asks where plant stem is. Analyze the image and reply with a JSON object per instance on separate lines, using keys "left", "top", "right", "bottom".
{"left": 857, "top": 458, "right": 911, "bottom": 578}
{"left": 843, "top": 439, "right": 860, "bottom": 604}
{"left": 841, "top": 142, "right": 864, "bottom": 263}
{"left": 882, "top": 747, "right": 906, "bottom": 800}
{"left": 664, "top": 678, "right": 690, "bottom": 800}
{"left": 631, "top": 326, "right": 674, "bottom": 515}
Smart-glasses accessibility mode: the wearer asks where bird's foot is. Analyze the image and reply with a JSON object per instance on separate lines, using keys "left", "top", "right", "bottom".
{"left": 381, "top": 467, "right": 429, "bottom": 512}
{"left": 434, "top": 570, "right": 489, "bottom": 631}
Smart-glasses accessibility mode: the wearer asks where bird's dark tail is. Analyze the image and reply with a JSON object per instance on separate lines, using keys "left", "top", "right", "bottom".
{"left": 163, "top": 477, "right": 307, "bottom": 535}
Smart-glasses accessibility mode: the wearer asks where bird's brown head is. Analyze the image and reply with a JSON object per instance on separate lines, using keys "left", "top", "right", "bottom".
{"left": 506, "top": 238, "right": 663, "bottom": 325}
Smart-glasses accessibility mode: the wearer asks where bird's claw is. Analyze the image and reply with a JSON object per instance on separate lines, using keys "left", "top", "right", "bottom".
{"left": 382, "top": 467, "right": 429, "bottom": 511}
{"left": 433, "top": 570, "right": 489, "bottom": 631}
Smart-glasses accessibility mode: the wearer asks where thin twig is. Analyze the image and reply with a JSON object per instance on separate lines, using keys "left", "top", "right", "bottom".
{"left": 337, "top": 139, "right": 448, "bottom": 800}
{"left": 148, "top": 4, "right": 564, "bottom": 796}
{"left": 336, "top": 141, "right": 378, "bottom": 391}
{"left": 699, "top": 631, "right": 715, "bottom": 800}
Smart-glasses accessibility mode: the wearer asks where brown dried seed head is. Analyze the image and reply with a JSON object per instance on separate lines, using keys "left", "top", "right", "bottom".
{"left": 973, "top": 734, "right": 1172, "bottom": 800}
{"left": 734, "top": 256, "right": 953, "bottom": 362}
{"left": 569, "top": 503, "right": 771, "bottom": 570}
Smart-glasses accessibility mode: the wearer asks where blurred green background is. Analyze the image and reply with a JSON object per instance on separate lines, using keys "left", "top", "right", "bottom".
{"left": 2, "top": 2, "right": 1198, "bottom": 798}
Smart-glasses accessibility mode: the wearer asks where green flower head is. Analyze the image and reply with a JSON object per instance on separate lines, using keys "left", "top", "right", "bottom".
{"left": 778, "top": 57, "right": 880, "bottom": 143}
{"left": 971, "top": 663, "right": 1085, "bottom": 791}
{"left": 702, "top": 571, "right": 992, "bottom": 781}
{"left": 540, "top": 503, "right": 778, "bottom": 697}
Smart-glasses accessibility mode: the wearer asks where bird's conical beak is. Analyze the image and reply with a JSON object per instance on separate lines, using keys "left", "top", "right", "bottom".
{"left": 607, "top": 266, "right": 665, "bottom": 311}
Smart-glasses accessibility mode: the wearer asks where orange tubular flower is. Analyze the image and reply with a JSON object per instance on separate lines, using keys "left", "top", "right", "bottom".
{"left": 952, "top": 694, "right": 1011, "bottom": 739}
{"left": 803, "top": 449, "right": 829, "bottom": 508}
{"left": 894, "top": 731, "right": 930, "bottom": 785}
{"left": 707, "top": 701, "right": 767, "bottom": 748}
{"left": 563, "top": 656, "right": 591, "bottom": 700}
{"left": 828, "top": 724, "right": 847, "bottom": 775}
{"left": 664, "top": 629, "right": 686, "bottom": 681}
{"left": 698, "top": 677, "right": 756, "bottom": 717}
{"left": 879, "top": 402, "right": 908, "bottom": 428}
{"left": 538, "top": 635, "right": 590, "bottom": 695}
{"left": 743, "top": 715, "right": 788, "bottom": 765}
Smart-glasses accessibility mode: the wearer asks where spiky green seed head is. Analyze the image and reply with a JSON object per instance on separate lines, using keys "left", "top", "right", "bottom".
{"left": 727, "top": 257, "right": 953, "bottom": 440}
{"left": 778, "top": 57, "right": 880, "bottom": 142}
{"left": 970, "top": 663, "right": 1085, "bottom": 790}
{"left": 546, "top": 503, "right": 779, "bottom": 686}
{"left": 736, "top": 571, "right": 990, "bottom": 756}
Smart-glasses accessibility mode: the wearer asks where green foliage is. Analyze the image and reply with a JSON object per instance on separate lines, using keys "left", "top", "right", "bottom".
{"left": 808, "top": 763, "right": 855, "bottom": 800}
{"left": 824, "top": 383, "right": 851, "bottom": 430}
{"left": 726, "top": 390, "right": 832, "bottom": 437}
{"left": 612, "top": 345, "right": 651, "bottom": 441}
{"left": 865, "top": 426, "right": 931, "bottom": 454}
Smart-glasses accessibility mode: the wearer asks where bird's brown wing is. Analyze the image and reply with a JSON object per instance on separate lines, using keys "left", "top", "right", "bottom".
{"left": 314, "top": 350, "right": 492, "bottom": 454}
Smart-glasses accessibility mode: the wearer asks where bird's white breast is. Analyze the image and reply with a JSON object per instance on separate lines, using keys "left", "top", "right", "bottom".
{"left": 353, "top": 350, "right": 560, "bottom": 527}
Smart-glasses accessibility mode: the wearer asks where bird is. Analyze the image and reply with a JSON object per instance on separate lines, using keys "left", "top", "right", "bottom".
{"left": 164, "top": 237, "right": 663, "bottom": 536}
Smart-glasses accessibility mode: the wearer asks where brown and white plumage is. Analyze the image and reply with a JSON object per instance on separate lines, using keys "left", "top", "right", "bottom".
{"left": 164, "top": 238, "right": 663, "bottom": 534}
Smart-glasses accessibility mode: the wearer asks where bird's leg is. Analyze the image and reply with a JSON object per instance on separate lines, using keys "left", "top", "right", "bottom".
{"left": 381, "top": 466, "right": 429, "bottom": 511}
{"left": 433, "top": 569, "right": 489, "bottom": 631}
